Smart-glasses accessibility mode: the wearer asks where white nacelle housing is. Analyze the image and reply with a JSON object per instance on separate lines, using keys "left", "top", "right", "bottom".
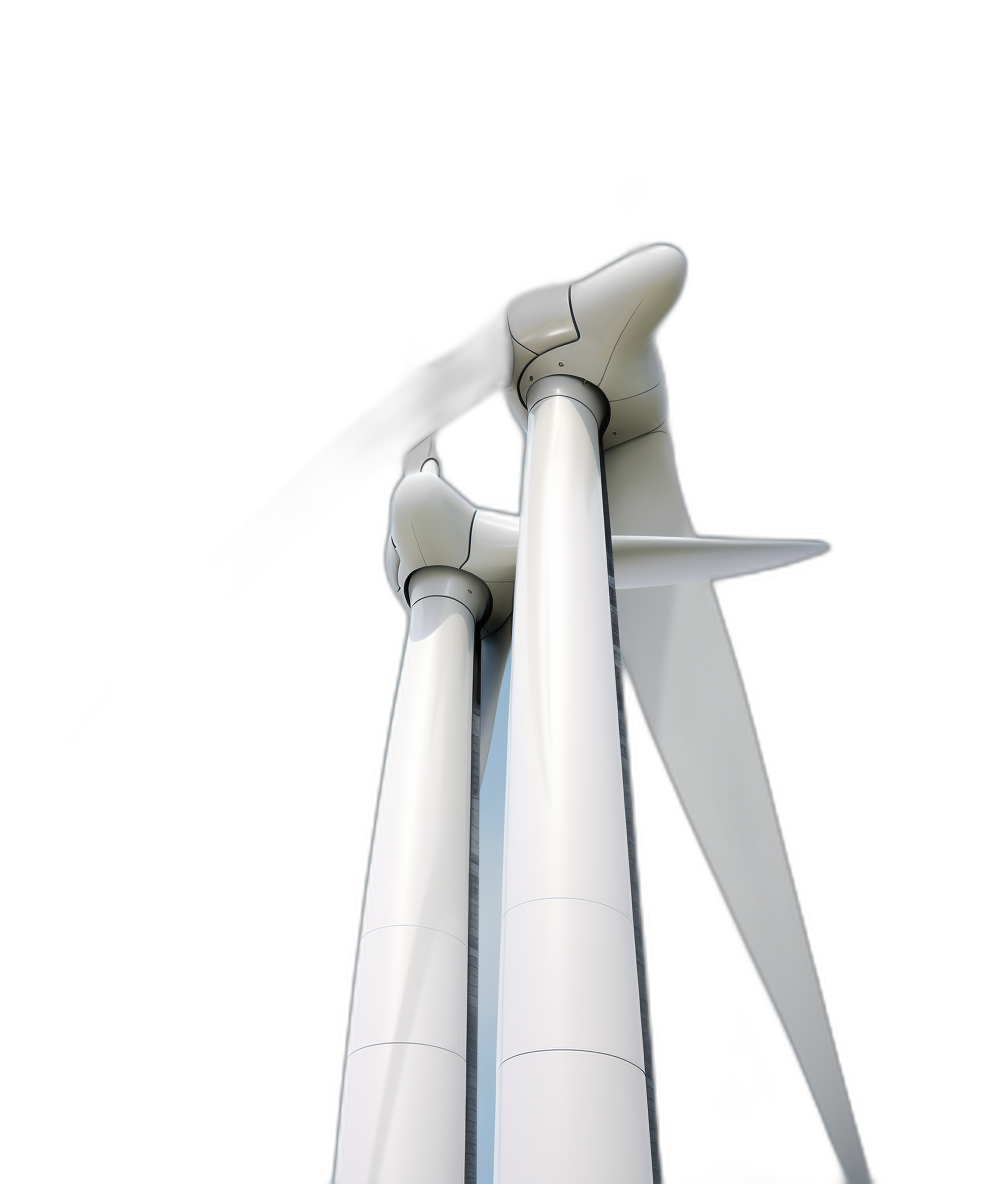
{"left": 386, "top": 468, "right": 519, "bottom": 639}
{"left": 506, "top": 243, "right": 688, "bottom": 450}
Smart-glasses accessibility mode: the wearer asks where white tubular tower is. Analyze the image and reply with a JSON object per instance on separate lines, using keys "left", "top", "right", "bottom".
{"left": 334, "top": 566, "right": 488, "bottom": 1182}
{"left": 495, "top": 377, "right": 656, "bottom": 1183}
{"left": 334, "top": 459, "right": 518, "bottom": 1184}
{"left": 333, "top": 243, "right": 870, "bottom": 1184}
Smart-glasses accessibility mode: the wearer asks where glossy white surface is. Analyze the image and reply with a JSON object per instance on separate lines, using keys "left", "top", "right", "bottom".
{"left": 335, "top": 589, "right": 476, "bottom": 1183}
{"left": 498, "top": 898, "right": 643, "bottom": 1069}
{"left": 347, "top": 926, "right": 468, "bottom": 1057}
{"left": 360, "top": 593, "right": 474, "bottom": 943}
{"left": 501, "top": 399, "right": 631, "bottom": 917}
{"left": 381, "top": 537, "right": 405, "bottom": 610}
{"left": 569, "top": 247, "right": 684, "bottom": 410}
{"left": 409, "top": 566, "right": 490, "bottom": 637}
{"left": 506, "top": 282, "right": 577, "bottom": 355}
{"left": 465, "top": 509, "right": 519, "bottom": 583}
{"left": 509, "top": 337, "right": 536, "bottom": 392}
{"left": 599, "top": 380, "right": 669, "bottom": 449}
{"left": 402, "top": 435, "right": 438, "bottom": 475}
{"left": 480, "top": 584, "right": 516, "bottom": 641}
{"left": 611, "top": 532, "right": 828, "bottom": 588}
{"left": 604, "top": 428, "right": 692, "bottom": 535}
{"left": 465, "top": 509, "right": 519, "bottom": 639}
{"left": 505, "top": 245, "right": 687, "bottom": 448}
{"left": 606, "top": 429, "right": 870, "bottom": 1184}
{"left": 525, "top": 373, "right": 608, "bottom": 424}
{"left": 387, "top": 468, "right": 518, "bottom": 637}
{"left": 339, "top": 1044, "right": 465, "bottom": 1184}
{"left": 495, "top": 392, "right": 652, "bottom": 1181}
{"left": 389, "top": 471, "right": 474, "bottom": 593}
{"left": 495, "top": 1052, "right": 652, "bottom": 1183}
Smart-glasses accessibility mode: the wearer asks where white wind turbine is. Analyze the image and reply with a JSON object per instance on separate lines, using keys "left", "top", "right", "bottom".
{"left": 329, "top": 245, "right": 870, "bottom": 1184}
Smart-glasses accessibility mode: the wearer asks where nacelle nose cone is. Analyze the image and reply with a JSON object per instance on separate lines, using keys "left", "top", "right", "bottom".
{"left": 621, "top": 240, "right": 686, "bottom": 287}
{"left": 570, "top": 242, "right": 687, "bottom": 350}
{"left": 639, "top": 242, "right": 687, "bottom": 317}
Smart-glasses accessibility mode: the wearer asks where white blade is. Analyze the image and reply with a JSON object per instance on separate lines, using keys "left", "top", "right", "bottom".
{"left": 604, "top": 429, "right": 870, "bottom": 1184}
{"left": 612, "top": 534, "right": 827, "bottom": 589}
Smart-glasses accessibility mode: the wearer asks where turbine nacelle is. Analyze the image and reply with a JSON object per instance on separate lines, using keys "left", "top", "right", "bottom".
{"left": 385, "top": 460, "right": 519, "bottom": 639}
{"left": 506, "top": 243, "right": 687, "bottom": 448}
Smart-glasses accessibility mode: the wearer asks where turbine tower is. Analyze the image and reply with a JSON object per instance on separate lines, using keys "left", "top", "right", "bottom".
{"left": 332, "top": 245, "right": 871, "bottom": 1184}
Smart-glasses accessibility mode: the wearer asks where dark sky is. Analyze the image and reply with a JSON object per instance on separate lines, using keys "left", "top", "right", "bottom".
{"left": 47, "top": 113, "right": 947, "bottom": 1184}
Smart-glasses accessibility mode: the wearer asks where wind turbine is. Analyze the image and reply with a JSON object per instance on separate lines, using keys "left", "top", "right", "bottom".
{"left": 330, "top": 245, "right": 870, "bottom": 1184}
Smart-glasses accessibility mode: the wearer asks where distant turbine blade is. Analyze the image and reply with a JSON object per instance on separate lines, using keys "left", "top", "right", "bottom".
{"left": 605, "top": 430, "right": 871, "bottom": 1184}
{"left": 219, "top": 314, "right": 513, "bottom": 586}
{"left": 611, "top": 534, "right": 828, "bottom": 589}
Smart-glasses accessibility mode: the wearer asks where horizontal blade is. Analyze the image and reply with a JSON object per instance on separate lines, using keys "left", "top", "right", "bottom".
{"left": 612, "top": 534, "right": 827, "bottom": 589}
{"left": 219, "top": 314, "right": 513, "bottom": 588}
{"left": 604, "top": 430, "right": 870, "bottom": 1184}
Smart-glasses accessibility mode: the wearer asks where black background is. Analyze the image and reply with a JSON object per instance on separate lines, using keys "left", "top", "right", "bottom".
{"left": 37, "top": 104, "right": 952, "bottom": 1184}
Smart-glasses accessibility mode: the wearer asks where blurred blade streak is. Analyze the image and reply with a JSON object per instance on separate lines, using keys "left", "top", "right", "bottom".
{"left": 218, "top": 313, "right": 513, "bottom": 590}
{"left": 60, "top": 317, "right": 511, "bottom": 744}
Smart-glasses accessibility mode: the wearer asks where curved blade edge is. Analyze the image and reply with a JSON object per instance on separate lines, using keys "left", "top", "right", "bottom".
{"left": 605, "top": 430, "right": 870, "bottom": 1184}
{"left": 612, "top": 534, "right": 828, "bottom": 589}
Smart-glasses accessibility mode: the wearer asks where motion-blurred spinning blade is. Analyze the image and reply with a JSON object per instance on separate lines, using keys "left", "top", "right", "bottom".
{"left": 224, "top": 315, "right": 514, "bottom": 585}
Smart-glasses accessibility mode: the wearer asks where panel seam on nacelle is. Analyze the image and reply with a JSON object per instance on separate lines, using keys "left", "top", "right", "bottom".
{"left": 410, "top": 522, "right": 427, "bottom": 566}
{"left": 614, "top": 380, "right": 661, "bottom": 404}
{"left": 567, "top": 285, "right": 580, "bottom": 340}
{"left": 461, "top": 510, "right": 476, "bottom": 570}
{"left": 599, "top": 297, "right": 646, "bottom": 390}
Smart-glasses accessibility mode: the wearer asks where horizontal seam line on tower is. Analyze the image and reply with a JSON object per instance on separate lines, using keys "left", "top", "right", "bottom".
{"left": 347, "top": 1041, "right": 466, "bottom": 1062}
{"left": 497, "top": 1048, "right": 645, "bottom": 1074}
{"left": 528, "top": 388, "right": 606, "bottom": 425}
{"left": 360, "top": 923, "right": 467, "bottom": 948}
{"left": 500, "top": 896, "right": 633, "bottom": 925}
{"left": 408, "top": 590, "right": 480, "bottom": 620}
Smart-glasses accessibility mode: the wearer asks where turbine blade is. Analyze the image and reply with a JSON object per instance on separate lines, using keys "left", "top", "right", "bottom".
{"left": 605, "top": 430, "right": 870, "bottom": 1184}
{"left": 612, "top": 534, "right": 828, "bottom": 589}
{"left": 220, "top": 314, "right": 513, "bottom": 587}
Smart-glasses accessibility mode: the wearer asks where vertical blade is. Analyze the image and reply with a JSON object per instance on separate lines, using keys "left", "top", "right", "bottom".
{"left": 605, "top": 430, "right": 870, "bottom": 1184}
